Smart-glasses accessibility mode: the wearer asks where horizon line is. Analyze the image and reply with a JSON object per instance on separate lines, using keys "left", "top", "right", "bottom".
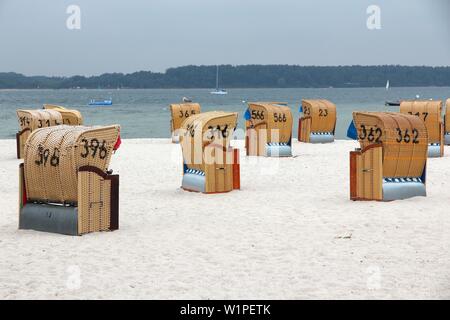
{"left": 2, "top": 64, "right": 450, "bottom": 78}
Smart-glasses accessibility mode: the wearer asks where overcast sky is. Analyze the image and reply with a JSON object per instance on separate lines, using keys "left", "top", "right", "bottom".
{"left": 0, "top": 0, "right": 448, "bottom": 76}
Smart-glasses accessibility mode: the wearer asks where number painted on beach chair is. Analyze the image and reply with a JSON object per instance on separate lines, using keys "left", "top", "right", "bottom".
{"left": 80, "top": 138, "right": 108, "bottom": 159}
{"left": 358, "top": 125, "right": 382, "bottom": 143}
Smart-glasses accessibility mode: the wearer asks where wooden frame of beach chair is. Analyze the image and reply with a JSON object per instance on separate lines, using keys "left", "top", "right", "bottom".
{"left": 43, "top": 104, "right": 84, "bottom": 125}
{"left": 169, "top": 103, "right": 201, "bottom": 143}
{"left": 445, "top": 99, "right": 450, "bottom": 145}
{"left": 298, "top": 99, "right": 336, "bottom": 143}
{"left": 18, "top": 125, "right": 120, "bottom": 235}
{"left": 349, "top": 112, "right": 428, "bottom": 201}
{"left": 399, "top": 100, "right": 444, "bottom": 157}
{"left": 245, "top": 102, "right": 293, "bottom": 157}
{"left": 180, "top": 111, "right": 240, "bottom": 193}
{"left": 16, "top": 109, "right": 63, "bottom": 159}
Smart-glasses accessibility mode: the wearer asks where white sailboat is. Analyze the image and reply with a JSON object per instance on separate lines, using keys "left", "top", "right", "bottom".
{"left": 210, "top": 65, "right": 228, "bottom": 95}
{"left": 386, "top": 80, "right": 390, "bottom": 90}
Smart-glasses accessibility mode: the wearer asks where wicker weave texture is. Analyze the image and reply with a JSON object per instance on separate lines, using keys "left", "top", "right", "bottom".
{"left": 299, "top": 117, "right": 312, "bottom": 142}
{"left": 17, "top": 109, "right": 63, "bottom": 132}
{"left": 353, "top": 112, "right": 427, "bottom": 178}
{"left": 246, "top": 102, "right": 293, "bottom": 145}
{"left": 170, "top": 103, "right": 201, "bottom": 134}
{"left": 399, "top": 100, "right": 442, "bottom": 143}
{"left": 354, "top": 146, "right": 383, "bottom": 200}
{"left": 23, "top": 125, "right": 120, "bottom": 203}
{"left": 78, "top": 171, "right": 111, "bottom": 234}
{"left": 302, "top": 99, "right": 337, "bottom": 133}
{"left": 180, "top": 111, "right": 238, "bottom": 172}
{"left": 43, "top": 104, "right": 84, "bottom": 125}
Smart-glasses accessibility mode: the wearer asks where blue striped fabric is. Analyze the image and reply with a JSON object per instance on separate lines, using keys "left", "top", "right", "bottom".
{"left": 185, "top": 169, "right": 205, "bottom": 176}
{"left": 383, "top": 177, "right": 423, "bottom": 183}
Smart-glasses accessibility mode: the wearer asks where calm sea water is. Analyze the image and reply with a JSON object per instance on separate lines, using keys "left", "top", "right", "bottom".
{"left": 1, "top": 87, "right": 449, "bottom": 139}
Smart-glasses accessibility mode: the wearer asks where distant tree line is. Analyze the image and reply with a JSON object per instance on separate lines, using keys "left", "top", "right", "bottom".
{"left": 1, "top": 65, "right": 450, "bottom": 89}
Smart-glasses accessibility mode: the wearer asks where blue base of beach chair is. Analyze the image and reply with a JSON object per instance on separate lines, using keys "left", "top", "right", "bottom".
{"left": 265, "top": 144, "right": 292, "bottom": 157}
{"left": 182, "top": 170, "right": 206, "bottom": 192}
{"left": 445, "top": 134, "right": 450, "bottom": 146}
{"left": 19, "top": 203, "right": 79, "bottom": 236}
{"left": 309, "top": 132, "right": 335, "bottom": 144}
{"left": 428, "top": 144, "right": 441, "bottom": 158}
{"left": 382, "top": 178, "right": 426, "bottom": 201}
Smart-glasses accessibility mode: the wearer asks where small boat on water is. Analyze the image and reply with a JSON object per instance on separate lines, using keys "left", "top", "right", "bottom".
{"left": 385, "top": 95, "right": 423, "bottom": 107}
{"left": 210, "top": 65, "right": 228, "bottom": 95}
{"left": 385, "top": 101, "right": 401, "bottom": 106}
{"left": 88, "top": 99, "right": 113, "bottom": 106}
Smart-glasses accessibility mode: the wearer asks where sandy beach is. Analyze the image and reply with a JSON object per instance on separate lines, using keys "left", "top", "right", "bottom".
{"left": 1, "top": 138, "right": 449, "bottom": 299}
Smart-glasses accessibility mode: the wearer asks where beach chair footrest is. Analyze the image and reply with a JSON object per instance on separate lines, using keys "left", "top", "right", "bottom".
{"left": 265, "top": 144, "right": 292, "bottom": 157}
{"left": 19, "top": 203, "right": 79, "bottom": 236}
{"left": 309, "top": 133, "right": 335, "bottom": 144}
{"left": 182, "top": 172, "right": 206, "bottom": 193}
{"left": 428, "top": 144, "right": 441, "bottom": 158}
{"left": 382, "top": 181, "right": 426, "bottom": 201}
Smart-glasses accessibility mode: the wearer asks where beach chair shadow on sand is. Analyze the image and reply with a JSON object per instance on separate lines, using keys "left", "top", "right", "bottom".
{"left": 349, "top": 112, "right": 428, "bottom": 201}
{"left": 19, "top": 125, "right": 121, "bottom": 235}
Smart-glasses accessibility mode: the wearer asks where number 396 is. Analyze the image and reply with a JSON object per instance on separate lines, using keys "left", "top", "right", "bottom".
{"left": 81, "top": 138, "right": 108, "bottom": 159}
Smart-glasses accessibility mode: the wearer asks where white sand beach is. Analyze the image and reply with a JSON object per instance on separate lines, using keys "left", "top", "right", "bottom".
{"left": 0, "top": 138, "right": 449, "bottom": 299}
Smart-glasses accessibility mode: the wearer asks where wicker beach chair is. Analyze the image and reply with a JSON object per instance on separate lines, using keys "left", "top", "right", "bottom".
{"left": 245, "top": 102, "right": 293, "bottom": 157}
{"left": 16, "top": 109, "right": 63, "bottom": 159}
{"left": 43, "top": 104, "right": 84, "bottom": 125}
{"left": 349, "top": 112, "right": 428, "bottom": 201}
{"left": 179, "top": 111, "right": 239, "bottom": 193}
{"left": 445, "top": 99, "right": 450, "bottom": 145}
{"left": 19, "top": 125, "right": 121, "bottom": 235}
{"left": 399, "top": 100, "right": 444, "bottom": 157}
{"left": 170, "top": 103, "right": 201, "bottom": 143}
{"left": 298, "top": 99, "right": 336, "bottom": 143}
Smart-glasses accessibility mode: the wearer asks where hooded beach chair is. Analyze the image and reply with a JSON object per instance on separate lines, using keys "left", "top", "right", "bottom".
{"left": 170, "top": 103, "right": 201, "bottom": 143}
{"left": 445, "top": 99, "right": 450, "bottom": 145}
{"left": 245, "top": 102, "right": 293, "bottom": 157}
{"left": 298, "top": 99, "right": 336, "bottom": 143}
{"left": 349, "top": 112, "right": 428, "bottom": 201}
{"left": 180, "top": 111, "right": 240, "bottom": 193}
{"left": 19, "top": 125, "right": 121, "bottom": 235}
{"left": 43, "top": 104, "right": 84, "bottom": 125}
{"left": 399, "top": 100, "right": 444, "bottom": 157}
{"left": 16, "top": 109, "right": 63, "bottom": 159}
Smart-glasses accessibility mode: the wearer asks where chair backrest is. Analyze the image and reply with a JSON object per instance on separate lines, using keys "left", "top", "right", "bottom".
{"left": 399, "top": 100, "right": 442, "bottom": 144}
{"left": 180, "top": 111, "right": 238, "bottom": 172}
{"left": 170, "top": 103, "right": 201, "bottom": 133}
{"left": 17, "top": 109, "right": 63, "bottom": 132}
{"left": 353, "top": 112, "right": 427, "bottom": 178}
{"left": 246, "top": 102, "right": 292, "bottom": 144}
{"left": 302, "top": 99, "right": 337, "bottom": 133}
{"left": 43, "top": 104, "right": 83, "bottom": 125}
{"left": 23, "top": 125, "right": 120, "bottom": 204}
